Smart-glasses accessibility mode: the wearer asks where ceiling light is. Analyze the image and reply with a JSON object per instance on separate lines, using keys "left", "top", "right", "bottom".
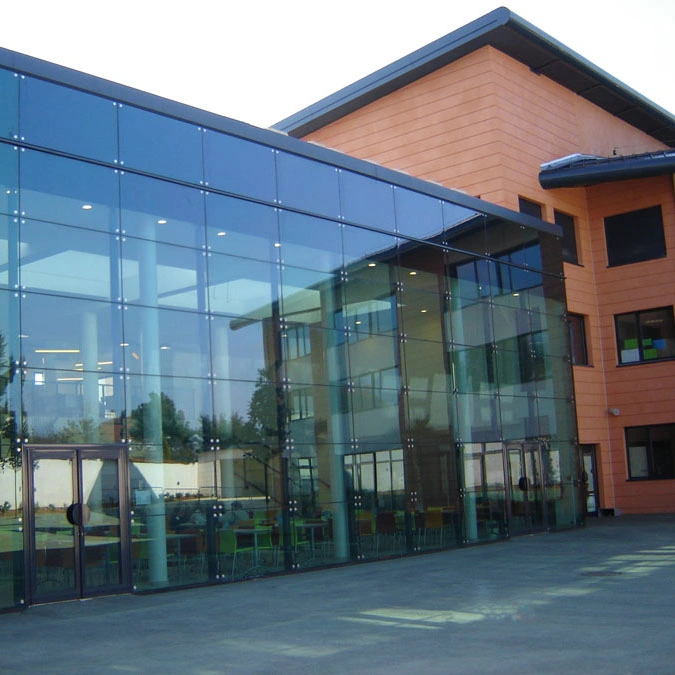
{"left": 57, "top": 377, "right": 84, "bottom": 382}
{"left": 157, "top": 219, "right": 167, "bottom": 225}
{"left": 160, "top": 345, "right": 171, "bottom": 350}
{"left": 81, "top": 204, "right": 93, "bottom": 210}
{"left": 217, "top": 231, "right": 227, "bottom": 237}
{"left": 120, "top": 342, "right": 129, "bottom": 347}
{"left": 367, "top": 262, "right": 376, "bottom": 268}
{"left": 35, "top": 348, "right": 81, "bottom": 354}
{"left": 355, "top": 320, "right": 362, "bottom": 325}
{"left": 420, "top": 309, "right": 428, "bottom": 313}
{"left": 409, "top": 271, "right": 417, "bottom": 276}
{"left": 274, "top": 242, "right": 282, "bottom": 248}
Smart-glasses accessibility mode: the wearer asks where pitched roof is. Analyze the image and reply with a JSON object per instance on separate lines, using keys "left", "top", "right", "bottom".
{"left": 539, "top": 150, "right": 675, "bottom": 188}
{"left": 273, "top": 7, "right": 675, "bottom": 148}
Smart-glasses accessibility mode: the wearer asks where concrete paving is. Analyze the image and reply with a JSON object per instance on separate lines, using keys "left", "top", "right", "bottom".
{"left": 1, "top": 514, "right": 675, "bottom": 674}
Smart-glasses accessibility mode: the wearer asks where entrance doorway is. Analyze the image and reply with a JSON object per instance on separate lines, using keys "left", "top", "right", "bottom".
{"left": 25, "top": 446, "right": 130, "bottom": 604}
{"left": 506, "top": 442, "right": 548, "bottom": 533}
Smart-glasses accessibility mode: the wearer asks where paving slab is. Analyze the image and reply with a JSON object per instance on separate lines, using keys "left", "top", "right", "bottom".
{"left": 1, "top": 514, "right": 674, "bottom": 674}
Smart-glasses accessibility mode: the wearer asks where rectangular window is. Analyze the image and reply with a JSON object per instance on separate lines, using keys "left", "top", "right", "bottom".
{"left": 604, "top": 205, "right": 666, "bottom": 267}
{"left": 555, "top": 210, "right": 578, "bottom": 265}
{"left": 518, "top": 197, "right": 543, "bottom": 219}
{"left": 626, "top": 424, "right": 675, "bottom": 480}
{"left": 568, "top": 314, "right": 589, "bottom": 365}
{"left": 615, "top": 307, "right": 675, "bottom": 364}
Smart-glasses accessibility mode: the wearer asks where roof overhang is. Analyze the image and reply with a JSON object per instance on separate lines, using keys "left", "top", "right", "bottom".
{"left": 273, "top": 7, "right": 675, "bottom": 148}
{"left": 539, "top": 151, "right": 675, "bottom": 188}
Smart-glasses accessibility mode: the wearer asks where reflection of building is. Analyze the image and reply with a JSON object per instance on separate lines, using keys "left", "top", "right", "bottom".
{"left": 0, "top": 23, "right": 582, "bottom": 611}
{"left": 276, "top": 7, "right": 675, "bottom": 518}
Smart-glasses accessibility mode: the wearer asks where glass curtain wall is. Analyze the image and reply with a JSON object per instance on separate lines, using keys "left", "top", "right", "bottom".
{"left": 0, "top": 66, "right": 581, "bottom": 608}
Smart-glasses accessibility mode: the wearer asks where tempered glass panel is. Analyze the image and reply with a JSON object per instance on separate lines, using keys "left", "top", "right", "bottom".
{"left": 0, "top": 143, "right": 18, "bottom": 216}
{"left": 123, "top": 305, "right": 210, "bottom": 378}
{"left": 537, "top": 397, "right": 577, "bottom": 442}
{"left": 211, "top": 316, "right": 272, "bottom": 382}
{"left": 394, "top": 188, "right": 442, "bottom": 240}
{"left": 447, "top": 299, "right": 494, "bottom": 348}
{"left": 455, "top": 393, "right": 501, "bottom": 444}
{"left": 348, "top": 333, "right": 399, "bottom": 382}
{"left": 491, "top": 303, "right": 532, "bottom": 345}
{"left": 212, "top": 378, "right": 281, "bottom": 452}
{"left": 21, "top": 150, "right": 119, "bottom": 232}
{"left": 203, "top": 130, "right": 276, "bottom": 201}
{"left": 284, "top": 325, "right": 348, "bottom": 386}
{"left": 20, "top": 220, "right": 118, "bottom": 300}
{"left": 276, "top": 152, "right": 340, "bottom": 218}
{"left": 405, "top": 388, "right": 453, "bottom": 437}
{"left": 205, "top": 194, "right": 278, "bottom": 263}
{"left": 121, "top": 237, "right": 206, "bottom": 311}
{"left": 278, "top": 211, "right": 342, "bottom": 273}
{"left": 351, "top": 396, "right": 401, "bottom": 449}
{"left": 24, "top": 368, "right": 124, "bottom": 443}
{"left": 20, "top": 77, "right": 117, "bottom": 162}
{"left": 126, "top": 375, "right": 212, "bottom": 461}
{"left": 403, "top": 338, "right": 449, "bottom": 392}
{"left": 82, "top": 456, "right": 123, "bottom": 589}
{"left": 0, "top": 215, "right": 16, "bottom": 288}
{"left": 399, "top": 289, "right": 443, "bottom": 342}
{"left": 448, "top": 257, "right": 496, "bottom": 305}
{"left": 450, "top": 344, "right": 496, "bottom": 394}
{"left": 339, "top": 171, "right": 395, "bottom": 233}
{"left": 342, "top": 224, "right": 398, "bottom": 268}
{"left": 485, "top": 217, "right": 539, "bottom": 258}
{"left": 443, "top": 203, "right": 484, "bottom": 250}
{"left": 208, "top": 253, "right": 278, "bottom": 319}
{"left": 499, "top": 395, "right": 539, "bottom": 439}
{"left": 32, "top": 457, "right": 77, "bottom": 596}
{"left": 119, "top": 105, "right": 203, "bottom": 184}
{"left": 120, "top": 173, "right": 205, "bottom": 249}
{"left": 0, "top": 68, "right": 18, "bottom": 140}
{"left": 22, "top": 293, "right": 121, "bottom": 374}
{"left": 280, "top": 265, "right": 340, "bottom": 329}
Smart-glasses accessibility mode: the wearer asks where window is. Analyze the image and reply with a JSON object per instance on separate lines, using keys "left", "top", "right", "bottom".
{"left": 626, "top": 424, "right": 675, "bottom": 480}
{"left": 555, "top": 210, "right": 578, "bottom": 265}
{"left": 615, "top": 307, "right": 675, "bottom": 364}
{"left": 568, "top": 314, "right": 589, "bottom": 365}
{"left": 518, "top": 197, "right": 543, "bottom": 219}
{"left": 604, "top": 205, "right": 666, "bottom": 267}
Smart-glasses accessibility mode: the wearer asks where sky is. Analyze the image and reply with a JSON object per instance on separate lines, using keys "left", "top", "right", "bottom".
{"left": 2, "top": 0, "right": 674, "bottom": 130}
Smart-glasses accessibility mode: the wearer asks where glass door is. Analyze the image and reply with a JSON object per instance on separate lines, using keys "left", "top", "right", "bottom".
{"left": 25, "top": 446, "right": 130, "bottom": 604}
{"left": 506, "top": 442, "right": 547, "bottom": 534}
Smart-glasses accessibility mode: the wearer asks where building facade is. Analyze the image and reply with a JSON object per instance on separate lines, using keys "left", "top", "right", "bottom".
{"left": 0, "top": 42, "right": 582, "bottom": 609}
{"left": 276, "top": 8, "right": 675, "bottom": 517}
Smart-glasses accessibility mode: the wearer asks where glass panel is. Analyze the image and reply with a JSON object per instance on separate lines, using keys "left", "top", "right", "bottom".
{"left": 339, "top": 171, "right": 395, "bottom": 233}
{"left": 0, "top": 143, "right": 18, "bottom": 216}
{"left": 203, "top": 130, "right": 276, "bottom": 202}
{"left": 484, "top": 217, "right": 537, "bottom": 258}
{"left": 447, "top": 299, "right": 494, "bottom": 348}
{"left": 442, "top": 202, "right": 484, "bottom": 251}
{"left": 0, "top": 215, "right": 16, "bottom": 289}
{"left": 455, "top": 392, "right": 501, "bottom": 444}
{"left": 211, "top": 316, "right": 272, "bottom": 382}
{"left": 20, "top": 77, "right": 117, "bottom": 162}
{"left": 20, "top": 150, "right": 119, "bottom": 233}
{"left": 121, "top": 237, "right": 206, "bottom": 311}
{"left": 119, "top": 105, "right": 203, "bottom": 184}
{"left": 278, "top": 211, "right": 342, "bottom": 273}
{"left": 403, "top": 338, "right": 449, "bottom": 393}
{"left": 120, "top": 173, "right": 205, "bottom": 249}
{"left": 20, "top": 220, "right": 119, "bottom": 301}
{"left": 450, "top": 344, "right": 496, "bottom": 394}
{"left": 0, "top": 68, "right": 18, "bottom": 140}
{"left": 500, "top": 395, "right": 539, "bottom": 439}
{"left": 24, "top": 369, "right": 124, "bottom": 444}
{"left": 342, "top": 224, "right": 398, "bottom": 268}
{"left": 399, "top": 289, "right": 443, "bottom": 342}
{"left": 205, "top": 194, "right": 278, "bottom": 263}
{"left": 123, "top": 306, "right": 210, "bottom": 378}
{"left": 507, "top": 443, "right": 545, "bottom": 532}
{"left": 82, "top": 456, "right": 123, "bottom": 589}
{"left": 32, "top": 456, "right": 77, "bottom": 597}
{"left": 276, "top": 152, "right": 340, "bottom": 218}
{"left": 394, "top": 188, "right": 442, "bottom": 240}
{"left": 280, "top": 265, "right": 340, "bottom": 330}
{"left": 22, "top": 292, "right": 122, "bottom": 376}
{"left": 208, "top": 253, "right": 279, "bottom": 320}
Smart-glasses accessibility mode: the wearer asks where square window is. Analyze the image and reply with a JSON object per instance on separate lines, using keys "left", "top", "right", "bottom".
{"left": 626, "top": 424, "right": 675, "bottom": 480}
{"left": 604, "top": 205, "right": 666, "bottom": 267}
{"left": 518, "top": 197, "right": 543, "bottom": 219}
{"left": 615, "top": 307, "right": 675, "bottom": 364}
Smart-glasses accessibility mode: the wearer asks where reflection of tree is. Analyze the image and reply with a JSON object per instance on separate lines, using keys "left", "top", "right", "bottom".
{"left": 130, "top": 392, "right": 198, "bottom": 463}
{"left": 0, "top": 332, "right": 22, "bottom": 471}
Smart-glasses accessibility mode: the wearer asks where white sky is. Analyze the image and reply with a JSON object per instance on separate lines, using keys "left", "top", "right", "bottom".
{"left": 3, "top": 0, "right": 674, "bottom": 130}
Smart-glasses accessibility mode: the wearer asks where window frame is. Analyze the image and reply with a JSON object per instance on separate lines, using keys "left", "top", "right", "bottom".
{"left": 626, "top": 424, "right": 675, "bottom": 481}
{"left": 614, "top": 306, "right": 675, "bottom": 365}
{"left": 554, "top": 209, "right": 579, "bottom": 265}
{"left": 604, "top": 205, "right": 666, "bottom": 268}
{"left": 568, "top": 313, "right": 589, "bottom": 366}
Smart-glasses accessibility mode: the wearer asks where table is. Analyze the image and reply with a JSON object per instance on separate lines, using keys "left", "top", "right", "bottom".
{"left": 294, "top": 521, "right": 326, "bottom": 557}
